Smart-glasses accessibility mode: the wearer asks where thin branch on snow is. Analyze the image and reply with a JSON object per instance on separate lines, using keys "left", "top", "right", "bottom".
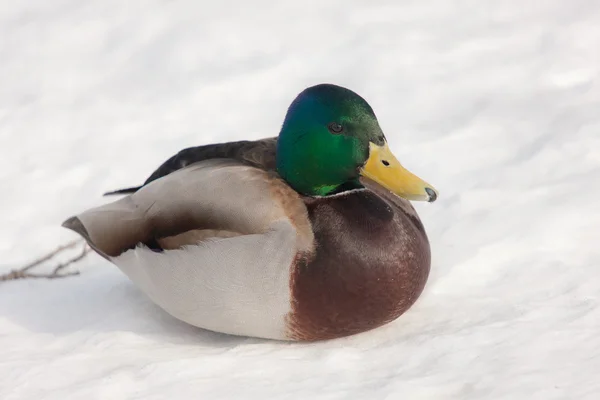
{"left": 1, "top": 239, "right": 91, "bottom": 282}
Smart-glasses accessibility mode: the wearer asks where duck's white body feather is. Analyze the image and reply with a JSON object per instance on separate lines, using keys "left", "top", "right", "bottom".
{"left": 65, "top": 160, "right": 313, "bottom": 340}
{"left": 111, "top": 220, "right": 296, "bottom": 340}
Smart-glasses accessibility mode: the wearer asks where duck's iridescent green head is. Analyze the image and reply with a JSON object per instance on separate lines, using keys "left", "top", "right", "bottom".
{"left": 276, "top": 84, "right": 438, "bottom": 201}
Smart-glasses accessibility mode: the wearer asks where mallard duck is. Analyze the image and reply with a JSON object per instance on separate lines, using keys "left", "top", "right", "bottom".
{"left": 62, "top": 84, "right": 438, "bottom": 341}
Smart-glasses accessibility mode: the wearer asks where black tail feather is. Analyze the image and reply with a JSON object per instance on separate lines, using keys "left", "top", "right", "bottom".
{"left": 103, "top": 186, "right": 142, "bottom": 196}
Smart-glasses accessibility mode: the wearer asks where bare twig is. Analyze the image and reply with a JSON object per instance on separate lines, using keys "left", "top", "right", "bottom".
{"left": 1, "top": 239, "right": 91, "bottom": 282}
{"left": 19, "top": 239, "right": 81, "bottom": 273}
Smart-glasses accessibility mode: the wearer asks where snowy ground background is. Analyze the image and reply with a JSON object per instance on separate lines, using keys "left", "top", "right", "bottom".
{"left": 1, "top": 0, "right": 599, "bottom": 399}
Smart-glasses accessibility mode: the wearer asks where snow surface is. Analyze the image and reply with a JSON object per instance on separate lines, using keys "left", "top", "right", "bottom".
{"left": 2, "top": 0, "right": 600, "bottom": 398}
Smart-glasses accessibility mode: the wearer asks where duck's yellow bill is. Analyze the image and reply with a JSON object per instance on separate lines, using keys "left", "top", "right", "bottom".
{"left": 360, "top": 142, "right": 438, "bottom": 202}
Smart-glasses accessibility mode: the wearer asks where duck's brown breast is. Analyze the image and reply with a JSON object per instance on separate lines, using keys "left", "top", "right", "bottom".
{"left": 286, "top": 190, "right": 431, "bottom": 341}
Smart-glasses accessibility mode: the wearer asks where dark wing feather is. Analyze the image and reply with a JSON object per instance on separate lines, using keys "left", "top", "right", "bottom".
{"left": 104, "top": 137, "right": 277, "bottom": 196}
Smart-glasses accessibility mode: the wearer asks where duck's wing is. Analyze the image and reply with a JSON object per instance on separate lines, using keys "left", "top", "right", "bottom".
{"left": 104, "top": 137, "right": 277, "bottom": 195}
{"left": 65, "top": 158, "right": 312, "bottom": 259}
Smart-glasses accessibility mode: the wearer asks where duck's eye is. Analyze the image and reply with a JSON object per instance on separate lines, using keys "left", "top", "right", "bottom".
{"left": 328, "top": 122, "right": 344, "bottom": 134}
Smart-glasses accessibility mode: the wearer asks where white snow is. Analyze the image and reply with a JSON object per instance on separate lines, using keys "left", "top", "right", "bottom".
{"left": 2, "top": 0, "right": 600, "bottom": 398}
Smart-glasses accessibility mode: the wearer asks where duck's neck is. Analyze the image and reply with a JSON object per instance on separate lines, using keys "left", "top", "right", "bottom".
{"left": 276, "top": 132, "right": 365, "bottom": 196}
